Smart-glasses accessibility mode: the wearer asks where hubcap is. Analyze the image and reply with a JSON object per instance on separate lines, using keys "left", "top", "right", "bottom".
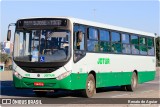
{"left": 87, "top": 80, "right": 94, "bottom": 93}
{"left": 132, "top": 76, "right": 137, "bottom": 88}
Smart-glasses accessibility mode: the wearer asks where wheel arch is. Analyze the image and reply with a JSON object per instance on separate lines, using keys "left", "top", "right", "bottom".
{"left": 133, "top": 69, "right": 138, "bottom": 82}
{"left": 133, "top": 70, "right": 138, "bottom": 77}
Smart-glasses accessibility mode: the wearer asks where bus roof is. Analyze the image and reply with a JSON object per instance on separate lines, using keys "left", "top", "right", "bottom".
{"left": 18, "top": 16, "right": 155, "bottom": 37}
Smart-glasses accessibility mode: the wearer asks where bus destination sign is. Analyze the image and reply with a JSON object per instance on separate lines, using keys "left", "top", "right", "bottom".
{"left": 17, "top": 19, "right": 67, "bottom": 28}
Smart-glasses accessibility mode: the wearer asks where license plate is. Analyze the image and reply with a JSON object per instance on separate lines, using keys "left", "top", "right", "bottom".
{"left": 34, "top": 82, "right": 44, "bottom": 86}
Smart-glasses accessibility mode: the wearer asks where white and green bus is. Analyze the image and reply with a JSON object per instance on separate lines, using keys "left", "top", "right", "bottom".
{"left": 7, "top": 17, "right": 156, "bottom": 98}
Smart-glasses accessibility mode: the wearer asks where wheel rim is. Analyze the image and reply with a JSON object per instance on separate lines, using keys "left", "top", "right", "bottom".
{"left": 87, "top": 80, "right": 94, "bottom": 93}
{"left": 132, "top": 75, "right": 137, "bottom": 88}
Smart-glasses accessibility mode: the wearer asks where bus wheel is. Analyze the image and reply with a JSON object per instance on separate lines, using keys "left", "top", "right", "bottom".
{"left": 121, "top": 85, "right": 127, "bottom": 91}
{"left": 82, "top": 74, "right": 96, "bottom": 98}
{"left": 126, "top": 72, "right": 138, "bottom": 91}
{"left": 34, "top": 91, "right": 47, "bottom": 97}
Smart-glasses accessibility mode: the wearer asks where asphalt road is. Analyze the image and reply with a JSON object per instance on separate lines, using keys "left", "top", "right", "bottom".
{"left": 1, "top": 71, "right": 159, "bottom": 99}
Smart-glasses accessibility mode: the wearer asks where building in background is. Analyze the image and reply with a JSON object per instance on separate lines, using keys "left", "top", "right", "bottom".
{"left": 0, "top": 41, "right": 13, "bottom": 54}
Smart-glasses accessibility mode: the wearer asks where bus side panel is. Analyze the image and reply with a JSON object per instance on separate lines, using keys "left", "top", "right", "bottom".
{"left": 71, "top": 52, "right": 156, "bottom": 89}
{"left": 138, "top": 71, "right": 156, "bottom": 84}
{"left": 96, "top": 72, "right": 132, "bottom": 87}
{"left": 70, "top": 73, "right": 88, "bottom": 90}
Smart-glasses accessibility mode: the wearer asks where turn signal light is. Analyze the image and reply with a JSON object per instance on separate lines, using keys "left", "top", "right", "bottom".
{"left": 56, "top": 70, "right": 71, "bottom": 80}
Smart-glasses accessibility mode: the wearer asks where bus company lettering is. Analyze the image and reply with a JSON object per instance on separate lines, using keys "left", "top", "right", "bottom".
{"left": 44, "top": 74, "right": 55, "bottom": 78}
{"left": 25, "top": 74, "right": 30, "bottom": 77}
{"left": 97, "top": 58, "right": 110, "bottom": 64}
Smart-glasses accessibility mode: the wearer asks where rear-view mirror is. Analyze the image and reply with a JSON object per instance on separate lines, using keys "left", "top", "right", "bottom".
{"left": 7, "top": 30, "right": 11, "bottom": 41}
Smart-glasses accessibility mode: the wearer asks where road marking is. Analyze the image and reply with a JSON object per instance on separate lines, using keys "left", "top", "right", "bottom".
{"left": 111, "top": 94, "right": 129, "bottom": 98}
{"left": 146, "top": 80, "right": 159, "bottom": 83}
{"left": 111, "top": 90, "right": 155, "bottom": 98}
{"left": 141, "top": 90, "right": 154, "bottom": 93}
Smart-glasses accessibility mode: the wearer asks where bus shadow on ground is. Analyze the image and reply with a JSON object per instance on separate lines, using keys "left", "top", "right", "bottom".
{"left": 0, "top": 81, "right": 35, "bottom": 98}
{"left": 46, "top": 86, "right": 127, "bottom": 98}
{"left": 46, "top": 86, "right": 126, "bottom": 98}
{"left": 1, "top": 81, "right": 126, "bottom": 98}
{"left": 96, "top": 87, "right": 125, "bottom": 93}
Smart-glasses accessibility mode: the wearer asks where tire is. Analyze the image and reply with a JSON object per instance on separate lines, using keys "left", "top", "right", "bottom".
{"left": 34, "top": 91, "right": 47, "bottom": 97}
{"left": 126, "top": 72, "right": 138, "bottom": 91}
{"left": 121, "top": 85, "right": 127, "bottom": 91}
{"left": 82, "top": 74, "right": 96, "bottom": 98}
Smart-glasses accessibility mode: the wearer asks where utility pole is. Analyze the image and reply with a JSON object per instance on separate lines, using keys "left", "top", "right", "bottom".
{"left": 93, "top": 8, "right": 96, "bottom": 20}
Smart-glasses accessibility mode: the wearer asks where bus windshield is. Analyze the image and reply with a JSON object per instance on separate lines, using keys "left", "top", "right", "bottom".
{"left": 14, "top": 29, "right": 70, "bottom": 62}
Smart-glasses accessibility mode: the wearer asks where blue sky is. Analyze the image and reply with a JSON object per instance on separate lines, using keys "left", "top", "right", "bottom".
{"left": 0, "top": 0, "right": 159, "bottom": 42}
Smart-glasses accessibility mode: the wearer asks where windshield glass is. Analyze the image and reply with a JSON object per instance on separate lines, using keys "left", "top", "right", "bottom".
{"left": 14, "top": 29, "right": 70, "bottom": 62}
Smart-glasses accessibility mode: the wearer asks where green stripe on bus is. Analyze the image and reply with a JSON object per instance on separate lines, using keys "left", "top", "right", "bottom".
{"left": 13, "top": 71, "right": 155, "bottom": 90}
{"left": 96, "top": 71, "right": 155, "bottom": 87}
{"left": 138, "top": 71, "right": 156, "bottom": 83}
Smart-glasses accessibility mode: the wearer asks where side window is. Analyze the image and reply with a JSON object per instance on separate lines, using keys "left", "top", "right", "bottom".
{"left": 147, "top": 37, "right": 154, "bottom": 56}
{"left": 99, "top": 30, "right": 111, "bottom": 52}
{"left": 112, "top": 43, "right": 122, "bottom": 53}
{"left": 140, "top": 45, "right": 147, "bottom": 55}
{"left": 100, "top": 30, "right": 110, "bottom": 41}
{"left": 111, "top": 32, "right": 120, "bottom": 42}
{"left": 73, "top": 24, "right": 86, "bottom": 63}
{"left": 139, "top": 37, "right": 147, "bottom": 55}
{"left": 140, "top": 37, "right": 146, "bottom": 45}
{"left": 122, "top": 44, "right": 131, "bottom": 54}
{"left": 87, "top": 40, "right": 99, "bottom": 52}
{"left": 74, "top": 25, "right": 85, "bottom": 50}
{"left": 132, "top": 45, "right": 139, "bottom": 54}
{"left": 87, "top": 27, "right": 99, "bottom": 52}
{"left": 99, "top": 42, "right": 111, "bottom": 52}
{"left": 131, "top": 35, "right": 139, "bottom": 44}
{"left": 131, "top": 35, "right": 139, "bottom": 54}
{"left": 147, "top": 37, "right": 154, "bottom": 46}
{"left": 122, "top": 33, "right": 131, "bottom": 54}
{"left": 111, "top": 32, "right": 122, "bottom": 53}
{"left": 122, "top": 33, "right": 129, "bottom": 44}
{"left": 88, "top": 28, "right": 98, "bottom": 40}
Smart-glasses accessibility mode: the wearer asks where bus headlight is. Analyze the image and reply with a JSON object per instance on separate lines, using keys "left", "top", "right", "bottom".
{"left": 13, "top": 70, "right": 23, "bottom": 79}
{"left": 56, "top": 70, "right": 71, "bottom": 80}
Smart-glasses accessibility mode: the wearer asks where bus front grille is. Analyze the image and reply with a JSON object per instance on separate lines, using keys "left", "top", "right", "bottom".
{"left": 21, "top": 67, "right": 60, "bottom": 73}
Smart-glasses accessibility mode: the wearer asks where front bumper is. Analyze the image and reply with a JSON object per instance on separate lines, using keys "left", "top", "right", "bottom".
{"left": 13, "top": 73, "right": 87, "bottom": 90}
{"left": 13, "top": 75, "right": 72, "bottom": 90}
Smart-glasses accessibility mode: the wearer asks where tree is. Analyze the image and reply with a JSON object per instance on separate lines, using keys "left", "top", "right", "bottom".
{"left": 0, "top": 43, "right": 2, "bottom": 52}
{"left": 0, "top": 53, "right": 9, "bottom": 63}
{"left": 156, "top": 37, "right": 160, "bottom": 66}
